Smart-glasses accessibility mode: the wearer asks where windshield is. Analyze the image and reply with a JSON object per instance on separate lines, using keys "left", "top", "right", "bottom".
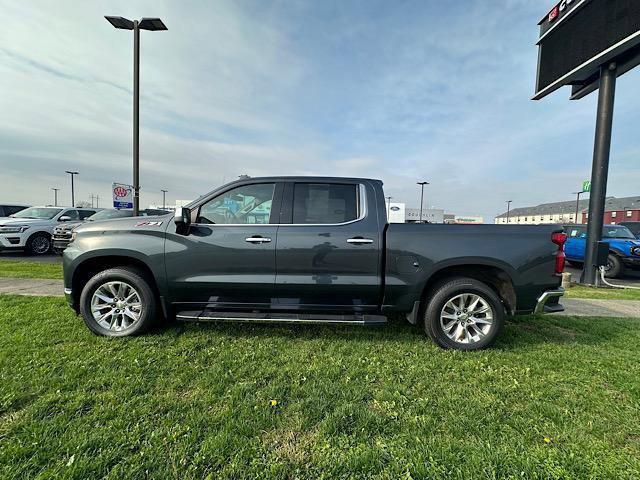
{"left": 603, "top": 226, "right": 636, "bottom": 240}
{"left": 11, "top": 207, "right": 62, "bottom": 220}
{"left": 87, "top": 210, "right": 132, "bottom": 221}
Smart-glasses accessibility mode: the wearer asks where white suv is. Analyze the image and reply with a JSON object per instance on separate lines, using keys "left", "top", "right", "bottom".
{"left": 0, "top": 206, "right": 98, "bottom": 255}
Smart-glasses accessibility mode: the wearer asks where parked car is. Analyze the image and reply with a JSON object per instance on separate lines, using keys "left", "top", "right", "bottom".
{"left": 563, "top": 224, "right": 640, "bottom": 277}
{"left": 63, "top": 176, "right": 566, "bottom": 350}
{"left": 0, "top": 204, "right": 30, "bottom": 218}
{"left": 0, "top": 206, "right": 98, "bottom": 255}
{"left": 53, "top": 208, "right": 168, "bottom": 254}
{"left": 620, "top": 221, "right": 640, "bottom": 239}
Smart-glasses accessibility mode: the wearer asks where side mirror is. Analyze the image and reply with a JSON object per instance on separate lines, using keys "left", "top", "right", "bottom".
{"left": 59, "top": 216, "right": 71, "bottom": 222}
{"left": 174, "top": 206, "right": 192, "bottom": 235}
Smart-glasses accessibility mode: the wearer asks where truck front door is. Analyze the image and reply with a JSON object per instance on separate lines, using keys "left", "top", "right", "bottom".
{"left": 164, "top": 182, "right": 282, "bottom": 309}
{"left": 274, "top": 181, "right": 382, "bottom": 312}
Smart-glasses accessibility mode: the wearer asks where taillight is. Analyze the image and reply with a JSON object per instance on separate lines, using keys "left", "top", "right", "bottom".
{"left": 552, "top": 232, "right": 567, "bottom": 274}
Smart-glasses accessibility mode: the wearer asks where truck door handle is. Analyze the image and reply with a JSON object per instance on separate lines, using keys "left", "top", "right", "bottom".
{"left": 245, "top": 236, "right": 272, "bottom": 244}
{"left": 347, "top": 237, "right": 373, "bottom": 244}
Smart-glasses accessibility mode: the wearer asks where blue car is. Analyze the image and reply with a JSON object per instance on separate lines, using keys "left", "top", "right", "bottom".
{"left": 564, "top": 224, "right": 640, "bottom": 278}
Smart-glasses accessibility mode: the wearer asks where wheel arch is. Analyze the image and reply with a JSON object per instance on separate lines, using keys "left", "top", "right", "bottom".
{"left": 70, "top": 255, "right": 161, "bottom": 313}
{"left": 419, "top": 263, "right": 517, "bottom": 317}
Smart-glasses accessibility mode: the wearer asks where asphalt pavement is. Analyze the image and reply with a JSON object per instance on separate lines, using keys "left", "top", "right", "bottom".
{"left": 564, "top": 264, "right": 640, "bottom": 287}
{"left": 0, "top": 251, "right": 62, "bottom": 263}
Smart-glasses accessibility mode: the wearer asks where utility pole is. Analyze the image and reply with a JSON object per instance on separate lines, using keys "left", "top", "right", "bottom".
{"left": 385, "top": 196, "right": 392, "bottom": 219}
{"left": 105, "top": 16, "right": 167, "bottom": 216}
{"left": 95, "top": 194, "right": 99, "bottom": 208}
{"left": 161, "top": 189, "right": 168, "bottom": 210}
{"left": 417, "top": 181, "right": 429, "bottom": 223}
{"left": 90, "top": 194, "right": 96, "bottom": 208}
{"left": 506, "top": 200, "right": 512, "bottom": 224}
{"left": 65, "top": 171, "right": 79, "bottom": 207}
{"left": 52, "top": 188, "right": 59, "bottom": 207}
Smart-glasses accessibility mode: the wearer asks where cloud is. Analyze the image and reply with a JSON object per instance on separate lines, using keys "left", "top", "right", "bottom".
{"left": 1, "top": 0, "right": 639, "bottom": 221}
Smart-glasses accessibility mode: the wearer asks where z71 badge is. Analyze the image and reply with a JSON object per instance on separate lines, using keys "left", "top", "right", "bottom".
{"left": 135, "top": 221, "right": 163, "bottom": 227}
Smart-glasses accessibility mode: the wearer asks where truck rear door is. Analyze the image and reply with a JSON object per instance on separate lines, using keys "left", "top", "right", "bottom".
{"left": 274, "top": 181, "right": 382, "bottom": 311}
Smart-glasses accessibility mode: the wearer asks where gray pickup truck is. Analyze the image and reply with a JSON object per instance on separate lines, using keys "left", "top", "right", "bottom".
{"left": 63, "top": 176, "right": 566, "bottom": 350}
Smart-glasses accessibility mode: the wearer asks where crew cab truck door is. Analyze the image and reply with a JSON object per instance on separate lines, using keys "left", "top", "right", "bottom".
{"left": 274, "top": 181, "right": 382, "bottom": 311}
{"left": 164, "top": 182, "right": 283, "bottom": 307}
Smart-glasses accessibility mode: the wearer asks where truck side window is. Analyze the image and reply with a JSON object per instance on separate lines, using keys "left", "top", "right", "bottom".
{"left": 292, "top": 183, "right": 358, "bottom": 224}
{"left": 197, "top": 183, "right": 275, "bottom": 225}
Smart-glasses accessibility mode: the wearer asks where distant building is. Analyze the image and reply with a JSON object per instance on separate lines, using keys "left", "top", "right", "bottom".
{"left": 451, "top": 215, "right": 484, "bottom": 224}
{"left": 406, "top": 207, "right": 444, "bottom": 224}
{"left": 494, "top": 195, "right": 640, "bottom": 225}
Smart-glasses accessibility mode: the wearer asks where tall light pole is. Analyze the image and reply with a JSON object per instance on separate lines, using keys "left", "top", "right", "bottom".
{"left": 105, "top": 16, "right": 167, "bottom": 216}
{"left": 417, "top": 181, "right": 429, "bottom": 223}
{"left": 506, "top": 200, "right": 512, "bottom": 224}
{"left": 51, "top": 188, "right": 59, "bottom": 207}
{"left": 161, "top": 189, "right": 168, "bottom": 210}
{"left": 65, "top": 171, "right": 79, "bottom": 207}
{"left": 385, "top": 196, "right": 392, "bottom": 219}
{"left": 572, "top": 191, "right": 585, "bottom": 224}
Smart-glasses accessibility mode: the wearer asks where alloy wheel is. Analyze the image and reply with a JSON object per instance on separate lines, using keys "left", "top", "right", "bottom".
{"left": 440, "top": 293, "right": 494, "bottom": 345}
{"left": 90, "top": 281, "right": 143, "bottom": 332}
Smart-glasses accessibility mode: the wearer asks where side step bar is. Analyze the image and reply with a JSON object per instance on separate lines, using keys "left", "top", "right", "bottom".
{"left": 176, "top": 310, "right": 388, "bottom": 326}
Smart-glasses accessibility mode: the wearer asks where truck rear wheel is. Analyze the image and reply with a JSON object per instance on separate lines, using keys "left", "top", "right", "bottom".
{"left": 79, "top": 267, "right": 157, "bottom": 337}
{"left": 423, "top": 277, "right": 504, "bottom": 351}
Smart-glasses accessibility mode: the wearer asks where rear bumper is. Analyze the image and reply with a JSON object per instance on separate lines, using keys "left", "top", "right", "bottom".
{"left": 534, "top": 288, "right": 565, "bottom": 314}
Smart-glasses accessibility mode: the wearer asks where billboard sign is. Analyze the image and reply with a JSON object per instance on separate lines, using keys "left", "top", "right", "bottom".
{"left": 534, "top": 0, "right": 640, "bottom": 100}
{"left": 112, "top": 183, "right": 133, "bottom": 209}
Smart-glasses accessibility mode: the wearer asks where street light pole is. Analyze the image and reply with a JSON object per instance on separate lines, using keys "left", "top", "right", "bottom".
{"left": 385, "top": 196, "right": 392, "bottom": 219}
{"left": 52, "top": 188, "right": 59, "bottom": 207}
{"left": 161, "top": 189, "right": 168, "bottom": 210}
{"left": 105, "top": 16, "right": 167, "bottom": 216}
{"left": 417, "top": 181, "right": 429, "bottom": 223}
{"left": 65, "top": 171, "right": 79, "bottom": 207}
{"left": 506, "top": 200, "right": 512, "bottom": 224}
{"left": 572, "top": 191, "right": 585, "bottom": 224}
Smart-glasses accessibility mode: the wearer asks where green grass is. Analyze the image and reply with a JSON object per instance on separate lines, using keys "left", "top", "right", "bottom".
{"left": 565, "top": 283, "right": 640, "bottom": 301}
{"left": 0, "top": 260, "right": 62, "bottom": 279}
{"left": 1, "top": 296, "right": 639, "bottom": 479}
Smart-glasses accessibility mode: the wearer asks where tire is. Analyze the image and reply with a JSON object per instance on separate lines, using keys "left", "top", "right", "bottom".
{"left": 604, "top": 254, "right": 625, "bottom": 279}
{"left": 424, "top": 277, "right": 505, "bottom": 351}
{"left": 79, "top": 267, "right": 157, "bottom": 337}
{"left": 25, "top": 233, "right": 51, "bottom": 255}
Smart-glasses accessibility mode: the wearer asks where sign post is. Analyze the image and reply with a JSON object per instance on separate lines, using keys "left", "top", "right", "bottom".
{"left": 534, "top": 0, "right": 640, "bottom": 284}
{"left": 582, "top": 62, "right": 617, "bottom": 284}
{"left": 112, "top": 183, "right": 134, "bottom": 210}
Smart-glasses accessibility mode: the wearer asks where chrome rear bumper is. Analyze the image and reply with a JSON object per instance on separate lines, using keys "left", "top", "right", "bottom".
{"left": 534, "top": 288, "right": 565, "bottom": 314}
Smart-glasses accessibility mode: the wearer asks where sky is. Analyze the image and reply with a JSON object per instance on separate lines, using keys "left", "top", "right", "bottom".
{"left": 1, "top": 0, "right": 640, "bottom": 220}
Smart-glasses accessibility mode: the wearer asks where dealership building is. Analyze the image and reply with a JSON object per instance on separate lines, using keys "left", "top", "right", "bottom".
{"left": 494, "top": 196, "right": 640, "bottom": 225}
{"left": 387, "top": 202, "right": 483, "bottom": 224}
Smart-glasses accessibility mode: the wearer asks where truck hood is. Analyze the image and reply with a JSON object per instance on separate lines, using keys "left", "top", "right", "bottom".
{"left": 609, "top": 239, "right": 640, "bottom": 248}
{"left": 0, "top": 218, "right": 53, "bottom": 227}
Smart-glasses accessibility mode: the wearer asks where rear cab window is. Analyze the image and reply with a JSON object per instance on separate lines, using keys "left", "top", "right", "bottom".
{"left": 292, "top": 183, "right": 359, "bottom": 224}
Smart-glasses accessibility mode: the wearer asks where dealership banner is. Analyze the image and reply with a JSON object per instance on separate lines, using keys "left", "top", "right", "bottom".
{"left": 112, "top": 183, "right": 133, "bottom": 209}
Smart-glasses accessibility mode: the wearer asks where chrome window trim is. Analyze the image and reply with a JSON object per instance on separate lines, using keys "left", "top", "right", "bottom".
{"left": 191, "top": 183, "right": 367, "bottom": 228}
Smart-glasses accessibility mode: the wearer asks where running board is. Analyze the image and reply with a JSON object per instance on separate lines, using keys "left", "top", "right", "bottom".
{"left": 176, "top": 310, "right": 387, "bottom": 326}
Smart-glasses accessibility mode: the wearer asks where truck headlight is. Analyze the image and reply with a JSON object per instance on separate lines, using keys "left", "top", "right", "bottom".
{"left": 70, "top": 231, "right": 78, "bottom": 243}
{"left": 632, "top": 246, "right": 640, "bottom": 256}
{"left": 0, "top": 225, "right": 30, "bottom": 234}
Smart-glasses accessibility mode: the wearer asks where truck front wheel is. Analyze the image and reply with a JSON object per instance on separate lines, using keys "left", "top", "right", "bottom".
{"left": 424, "top": 277, "right": 504, "bottom": 351}
{"left": 79, "top": 267, "right": 157, "bottom": 337}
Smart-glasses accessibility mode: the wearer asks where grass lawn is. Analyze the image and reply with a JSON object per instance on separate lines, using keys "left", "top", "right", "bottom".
{"left": 1, "top": 296, "right": 639, "bottom": 479}
{"left": 565, "top": 283, "right": 640, "bottom": 301}
{"left": 0, "top": 260, "right": 62, "bottom": 280}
